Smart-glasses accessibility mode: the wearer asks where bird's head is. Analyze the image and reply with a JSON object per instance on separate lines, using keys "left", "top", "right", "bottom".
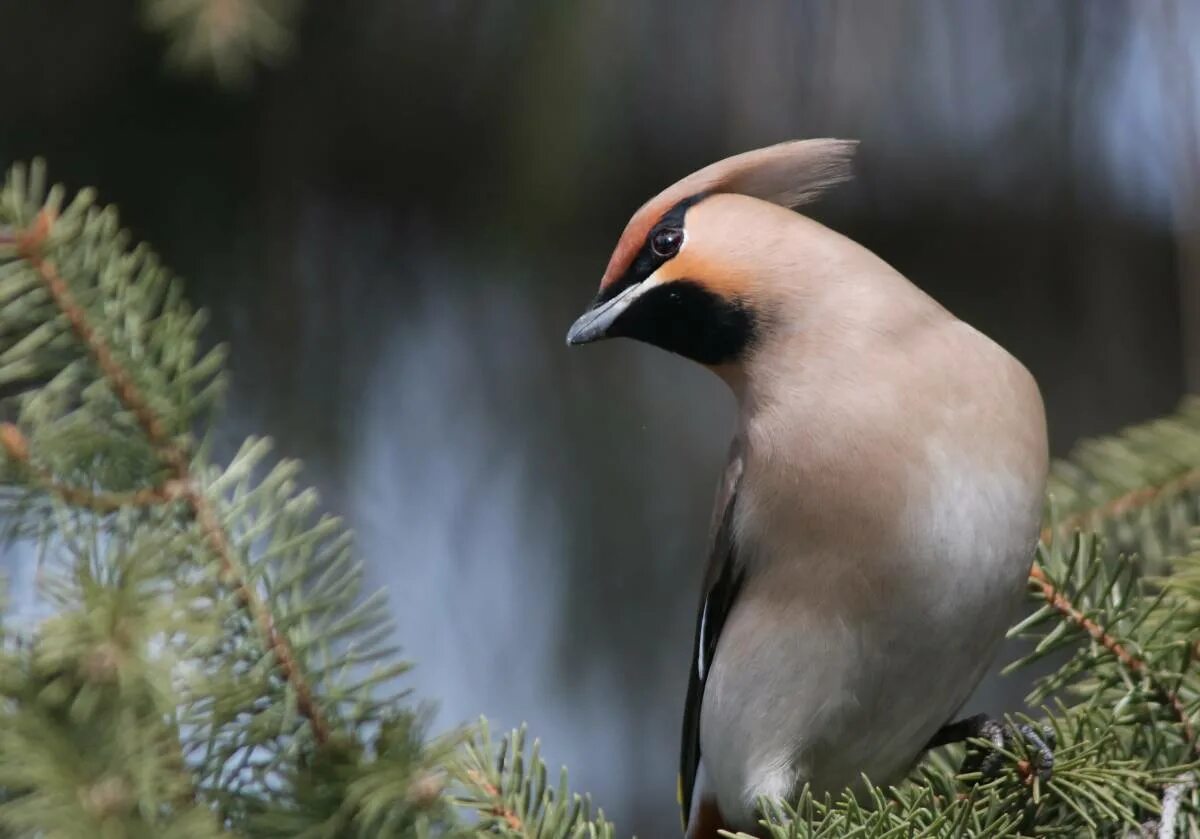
{"left": 566, "top": 139, "right": 857, "bottom": 378}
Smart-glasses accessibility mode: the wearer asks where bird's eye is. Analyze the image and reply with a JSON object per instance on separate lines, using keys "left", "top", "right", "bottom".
{"left": 651, "top": 227, "right": 684, "bottom": 258}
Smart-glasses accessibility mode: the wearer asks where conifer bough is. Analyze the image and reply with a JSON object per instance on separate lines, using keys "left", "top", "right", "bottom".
{"left": 1, "top": 161, "right": 1199, "bottom": 837}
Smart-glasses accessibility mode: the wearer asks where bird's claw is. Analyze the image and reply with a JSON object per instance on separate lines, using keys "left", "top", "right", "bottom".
{"left": 963, "top": 716, "right": 1056, "bottom": 784}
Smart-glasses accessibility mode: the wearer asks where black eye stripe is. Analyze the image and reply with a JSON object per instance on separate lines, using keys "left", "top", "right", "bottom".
{"left": 594, "top": 192, "right": 709, "bottom": 306}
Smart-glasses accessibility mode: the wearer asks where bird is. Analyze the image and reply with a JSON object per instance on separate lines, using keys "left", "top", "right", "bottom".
{"left": 565, "top": 140, "right": 1049, "bottom": 837}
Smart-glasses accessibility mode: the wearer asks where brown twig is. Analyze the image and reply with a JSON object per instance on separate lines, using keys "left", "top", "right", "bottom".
{"left": 1028, "top": 562, "right": 1198, "bottom": 751}
{"left": 13, "top": 210, "right": 331, "bottom": 745}
{"left": 466, "top": 770, "right": 524, "bottom": 832}
{"left": 1039, "top": 467, "right": 1200, "bottom": 546}
{"left": 1028, "top": 564, "right": 1145, "bottom": 672}
{"left": 38, "top": 477, "right": 176, "bottom": 512}
{"left": 1, "top": 423, "right": 181, "bottom": 511}
{"left": 1031, "top": 457, "right": 1200, "bottom": 750}
{"left": 0, "top": 423, "right": 29, "bottom": 462}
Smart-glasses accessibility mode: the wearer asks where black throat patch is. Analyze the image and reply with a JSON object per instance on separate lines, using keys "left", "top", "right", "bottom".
{"left": 607, "top": 280, "right": 757, "bottom": 365}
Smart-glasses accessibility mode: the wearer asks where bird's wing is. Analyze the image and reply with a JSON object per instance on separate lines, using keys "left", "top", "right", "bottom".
{"left": 679, "top": 442, "right": 745, "bottom": 830}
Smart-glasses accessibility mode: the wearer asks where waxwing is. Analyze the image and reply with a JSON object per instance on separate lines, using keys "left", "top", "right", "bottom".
{"left": 567, "top": 140, "right": 1050, "bottom": 837}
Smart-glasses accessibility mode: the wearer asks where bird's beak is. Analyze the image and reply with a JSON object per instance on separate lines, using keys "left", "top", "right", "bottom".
{"left": 565, "top": 281, "right": 652, "bottom": 347}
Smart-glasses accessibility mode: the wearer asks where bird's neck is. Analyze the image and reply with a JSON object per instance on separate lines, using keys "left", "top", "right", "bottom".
{"left": 733, "top": 261, "right": 948, "bottom": 416}
{"left": 723, "top": 267, "right": 954, "bottom": 548}
{"left": 710, "top": 214, "right": 945, "bottom": 395}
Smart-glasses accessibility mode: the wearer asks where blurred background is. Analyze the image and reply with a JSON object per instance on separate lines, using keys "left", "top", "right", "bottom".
{"left": 1, "top": 1, "right": 1198, "bottom": 834}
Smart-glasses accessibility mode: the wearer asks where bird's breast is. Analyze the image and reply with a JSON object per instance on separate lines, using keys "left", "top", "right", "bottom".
{"left": 701, "top": 435, "right": 1044, "bottom": 828}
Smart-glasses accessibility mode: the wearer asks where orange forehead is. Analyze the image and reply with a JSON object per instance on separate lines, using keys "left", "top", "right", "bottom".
{"left": 598, "top": 218, "right": 648, "bottom": 291}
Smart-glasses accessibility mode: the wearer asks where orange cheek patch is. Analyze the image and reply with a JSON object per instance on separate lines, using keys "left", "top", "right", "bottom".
{"left": 655, "top": 249, "right": 752, "bottom": 301}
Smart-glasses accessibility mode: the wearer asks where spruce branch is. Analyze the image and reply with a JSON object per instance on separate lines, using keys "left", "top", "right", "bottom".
{"left": 1040, "top": 398, "right": 1200, "bottom": 563}
{"left": 1026, "top": 558, "right": 1198, "bottom": 753}
{"left": 1041, "top": 466, "right": 1200, "bottom": 549}
{"left": 1, "top": 422, "right": 181, "bottom": 512}
{"left": 451, "top": 722, "right": 614, "bottom": 839}
{"left": 0, "top": 509, "right": 233, "bottom": 837}
{"left": 1, "top": 161, "right": 451, "bottom": 834}
{"left": 1011, "top": 537, "right": 1200, "bottom": 768}
{"left": 6, "top": 201, "right": 332, "bottom": 746}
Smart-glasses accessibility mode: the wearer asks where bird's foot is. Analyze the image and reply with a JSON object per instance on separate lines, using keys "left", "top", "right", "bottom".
{"left": 929, "top": 713, "right": 1056, "bottom": 784}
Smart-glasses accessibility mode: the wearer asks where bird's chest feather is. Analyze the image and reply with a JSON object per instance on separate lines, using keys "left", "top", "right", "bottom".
{"left": 700, "top": 444, "right": 1041, "bottom": 827}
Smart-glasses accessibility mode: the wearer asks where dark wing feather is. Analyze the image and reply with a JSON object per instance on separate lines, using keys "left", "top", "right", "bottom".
{"left": 679, "top": 447, "right": 745, "bottom": 829}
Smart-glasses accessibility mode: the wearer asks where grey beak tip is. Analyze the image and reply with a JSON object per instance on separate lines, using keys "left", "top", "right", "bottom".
{"left": 566, "top": 316, "right": 600, "bottom": 347}
{"left": 569, "top": 288, "right": 633, "bottom": 348}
